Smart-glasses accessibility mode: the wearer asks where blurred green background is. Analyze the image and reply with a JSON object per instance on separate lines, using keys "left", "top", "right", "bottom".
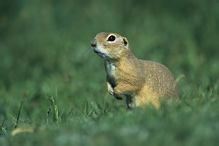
{"left": 0, "top": 0, "right": 219, "bottom": 145}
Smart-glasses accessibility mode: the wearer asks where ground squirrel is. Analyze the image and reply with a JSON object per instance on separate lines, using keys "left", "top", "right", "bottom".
{"left": 91, "top": 32, "right": 179, "bottom": 108}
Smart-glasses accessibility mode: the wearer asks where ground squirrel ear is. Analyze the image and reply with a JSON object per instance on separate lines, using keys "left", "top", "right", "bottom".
{"left": 123, "top": 38, "right": 128, "bottom": 46}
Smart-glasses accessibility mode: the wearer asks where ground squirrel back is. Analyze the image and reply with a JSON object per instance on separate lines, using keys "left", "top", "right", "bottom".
{"left": 91, "top": 32, "right": 179, "bottom": 108}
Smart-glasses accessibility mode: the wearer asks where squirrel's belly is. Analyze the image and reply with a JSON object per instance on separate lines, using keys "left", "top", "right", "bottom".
{"left": 105, "top": 61, "right": 117, "bottom": 87}
{"left": 105, "top": 61, "right": 116, "bottom": 78}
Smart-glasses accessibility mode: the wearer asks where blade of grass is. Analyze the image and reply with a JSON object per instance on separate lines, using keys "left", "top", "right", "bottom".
{"left": 14, "top": 90, "right": 29, "bottom": 129}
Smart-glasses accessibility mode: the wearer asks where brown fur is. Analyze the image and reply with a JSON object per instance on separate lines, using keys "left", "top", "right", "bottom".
{"left": 91, "top": 32, "right": 179, "bottom": 108}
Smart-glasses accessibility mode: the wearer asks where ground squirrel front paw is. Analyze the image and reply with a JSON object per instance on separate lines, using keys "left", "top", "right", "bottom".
{"left": 108, "top": 87, "right": 114, "bottom": 95}
{"left": 107, "top": 82, "right": 114, "bottom": 95}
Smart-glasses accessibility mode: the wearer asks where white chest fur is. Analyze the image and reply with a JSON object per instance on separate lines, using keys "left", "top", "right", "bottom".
{"left": 105, "top": 61, "right": 116, "bottom": 79}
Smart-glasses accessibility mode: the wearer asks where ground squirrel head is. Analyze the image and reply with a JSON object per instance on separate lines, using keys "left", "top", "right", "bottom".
{"left": 91, "top": 32, "right": 130, "bottom": 60}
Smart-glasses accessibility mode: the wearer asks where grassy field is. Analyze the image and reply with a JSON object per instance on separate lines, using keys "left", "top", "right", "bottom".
{"left": 0, "top": 0, "right": 219, "bottom": 145}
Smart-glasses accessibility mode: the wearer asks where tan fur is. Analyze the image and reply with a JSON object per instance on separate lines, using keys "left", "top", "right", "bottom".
{"left": 91, "top": 32, "right": 179, "bottom": 108}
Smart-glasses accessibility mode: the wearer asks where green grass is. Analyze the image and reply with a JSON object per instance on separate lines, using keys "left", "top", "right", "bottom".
{"left": 0, "top": 0, "right": 219, "bottom": 145}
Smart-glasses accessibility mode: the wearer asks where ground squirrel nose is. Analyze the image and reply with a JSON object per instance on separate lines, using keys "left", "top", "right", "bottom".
{"left": 91, "top": 39, "right": 96, "bottom": 47}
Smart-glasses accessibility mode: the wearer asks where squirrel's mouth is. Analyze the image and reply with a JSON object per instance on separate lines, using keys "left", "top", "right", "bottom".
{"left": 93, "top": 49, "right": 104, "bottom": 58}
{"left": 93, "top": 48, "right": 103, "bottom": 55}
{"left": 92, "top": 47, "right": 108, "bottom": 58}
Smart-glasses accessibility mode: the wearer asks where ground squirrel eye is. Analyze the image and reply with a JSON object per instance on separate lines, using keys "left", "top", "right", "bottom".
{"left": 107, "top": 35, "right": 116, "bottom": 42}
